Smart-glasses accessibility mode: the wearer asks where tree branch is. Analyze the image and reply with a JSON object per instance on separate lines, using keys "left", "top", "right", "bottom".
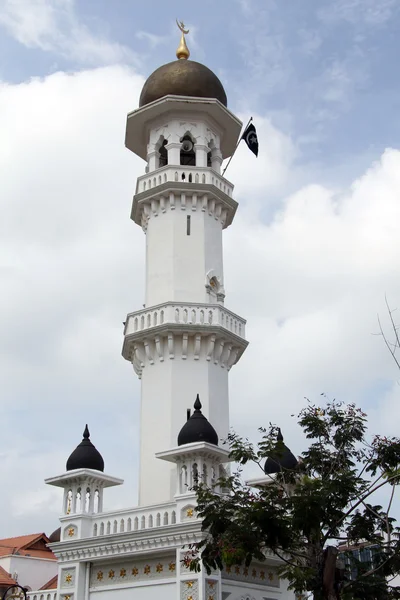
{"left": 325, "top": 473, "right": 398, "bottom": 541}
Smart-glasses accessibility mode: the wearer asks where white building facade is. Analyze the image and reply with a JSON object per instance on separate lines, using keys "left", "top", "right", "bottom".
{"left": 27, "top": 29, "right": 295, "bottom": 600}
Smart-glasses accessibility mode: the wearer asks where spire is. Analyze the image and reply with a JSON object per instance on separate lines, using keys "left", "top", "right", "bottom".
{"left": 264, "top": 428, "right": 298, "bottom": 475}
{"left": 176, "top": 19, "right": 190, "bottom": 60}
{"left": 194, "top": 394, "right": 202, "bottom": 411}
{"left": 177, "top": 395, "right": 218, "bottom": 446}
{"left": 66, "top": 424, "right": 105, "bottom": 472}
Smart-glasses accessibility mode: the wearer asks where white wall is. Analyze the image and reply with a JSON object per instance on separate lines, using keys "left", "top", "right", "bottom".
{"left": 139, "top": 342, "right": 229, "bottom": 506}
{"left": 0, "top": 556, "right": 57, "bottom": 592}
{"left": 145, "top": 208, "right": 224, "bottom": 307}
{"left": 89, "top": 581, "right": 176, "bottom": 600}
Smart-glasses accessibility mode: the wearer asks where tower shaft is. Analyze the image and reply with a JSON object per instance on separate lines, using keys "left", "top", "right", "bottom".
{"left": 123, "top": 97, "right": 247, "bottom": 506}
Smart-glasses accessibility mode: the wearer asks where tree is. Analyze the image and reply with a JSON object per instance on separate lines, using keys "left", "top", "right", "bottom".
{"left": 185, "top": 400, "right": 400, "bottom": 600}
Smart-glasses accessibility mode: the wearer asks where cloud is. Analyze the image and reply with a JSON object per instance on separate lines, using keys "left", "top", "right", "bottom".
{"left": 0, "top": 0, "right": 137, "bottom": 65}
{"left": 1, "top": 61, "right": 400, "bottom": 538}
{"left": 318, "top": 0, "right": 398, "bottom": 26}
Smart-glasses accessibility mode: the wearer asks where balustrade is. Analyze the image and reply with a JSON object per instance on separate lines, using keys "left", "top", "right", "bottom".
{"left": 136, "top": 165, "right": 233, "bottom": 197}
{"left": 91, "top": 502, "right": 178, "bottom": 538}
{"left": 126, "top": 302, "right": 245, "bottom": 339}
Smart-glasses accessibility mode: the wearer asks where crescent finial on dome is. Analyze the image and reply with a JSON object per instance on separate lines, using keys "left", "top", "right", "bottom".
{"left": 176, "top": 19, "right": 190, "bottom": 60}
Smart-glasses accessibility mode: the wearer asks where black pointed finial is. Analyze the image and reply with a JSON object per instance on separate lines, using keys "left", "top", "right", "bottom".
{"left": 83, "top": 425, "right": 90, "bottom": 439}
{"left": 194, "top": 394, "right": 202, "bottom": 411}
{"left": 277, "top": 428, "right": 283, "bottom": 442}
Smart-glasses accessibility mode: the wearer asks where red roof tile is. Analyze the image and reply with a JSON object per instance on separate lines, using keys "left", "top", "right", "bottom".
{"left": 0, "top": 533, "right": 56, "bottom": 560}
{"left": 0, "top": 566, "right": 16, "bottom": 586}
{"left": 40, "top": 574, "right": 58, "bottom": 590}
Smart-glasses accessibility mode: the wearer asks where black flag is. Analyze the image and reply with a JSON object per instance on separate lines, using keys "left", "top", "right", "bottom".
{"left": 242, "top": 122, "right": 258, "bottom": 157}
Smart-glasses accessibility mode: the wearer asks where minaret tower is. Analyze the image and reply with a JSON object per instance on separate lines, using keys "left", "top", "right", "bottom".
{"left": 123, "top": 24, "right": 248, "bottom": 506}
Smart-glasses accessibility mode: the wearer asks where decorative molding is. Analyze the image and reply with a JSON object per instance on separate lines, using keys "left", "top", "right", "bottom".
{"left": 90, "top": 554, "right": 176, "bottom": 587}
{"left": 60, "top": 567, "right": 75, "bottom": 589}
{"left": 131, "top": 182, "right": 237, "bottom": 232}
{"left": 206, "top": 578, "right": 219, "bottom": 600}
{"left": 52, "top": 523, "right": 203, "bottom": 563}
{"left": 222, "top": 564, "right": 279, "bottom": 588}
{"left": 180, "top": 578, "right": 199, "bottom": 600}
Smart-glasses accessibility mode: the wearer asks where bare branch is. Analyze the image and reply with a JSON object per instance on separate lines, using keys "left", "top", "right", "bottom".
{"left": 378, "top": 299, "right": 400, "bottom": 370}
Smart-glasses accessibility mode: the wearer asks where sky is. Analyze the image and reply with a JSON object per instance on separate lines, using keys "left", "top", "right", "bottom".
{"left": 0, "top": 0, "right": 400, "bottom": 539}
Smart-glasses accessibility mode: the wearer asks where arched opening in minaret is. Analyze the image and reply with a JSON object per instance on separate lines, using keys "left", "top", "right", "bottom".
{"left": 207, "top": 139, "right": 215, "bottom": 168}
{"left": 180, "top": 133, "right": 196, "bottom": 166}
{"left": 155, "top": 136, "right": 168, "bottom": 168}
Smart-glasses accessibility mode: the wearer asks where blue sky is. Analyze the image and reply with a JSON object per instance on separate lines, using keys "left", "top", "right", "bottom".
{"left": 2, "top": 0, "right": 400, "bottom": 169}
{"left": 0, "top": 0, "right": 400, "bottom": 538}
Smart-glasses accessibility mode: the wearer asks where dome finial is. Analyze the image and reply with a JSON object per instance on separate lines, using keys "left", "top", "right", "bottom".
{"left": 176, "top": 19, "right": 190, "bottom": 60}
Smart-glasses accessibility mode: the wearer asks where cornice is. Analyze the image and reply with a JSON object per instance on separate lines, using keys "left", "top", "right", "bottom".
{"left": 51, "top": 521, "right": 203, "bottom": 563}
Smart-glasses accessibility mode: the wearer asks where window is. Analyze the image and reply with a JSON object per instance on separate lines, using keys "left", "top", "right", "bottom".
{"left": 180, "top": 134, "right": 195, "bottom": 166}
{"left": 159, "top": 139, "right": 168, "bottom": 167}
{"left": 187, "top": 215, "right": 191, "bottom": 235}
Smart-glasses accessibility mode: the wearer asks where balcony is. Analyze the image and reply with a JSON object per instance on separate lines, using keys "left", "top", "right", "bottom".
{"left": 135, "top": 165, "right": 234, "bottom": 197}
{"left": 124, "top": 302, "right": 246, "bottom": 340}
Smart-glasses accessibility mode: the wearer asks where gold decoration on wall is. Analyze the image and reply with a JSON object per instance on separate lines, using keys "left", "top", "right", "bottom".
{"left": 65, "top": 573, "right": 72, "bottom": 583}
{"left": 260, "top": 570, "right": 265, "bottom": 580}
{"left": 97, "top": 571, "right": 103, "bottom": 581}
{"left": 120, "top": 568, "right": 126, "bottom": 578}
{"left": 186, "top": 581, "right": 194, "bottom": 588}
{"left": 188, "top": 596, "right": 193, "bottom": 600}
{"left": 156, "top": 563, "right": 163, "bottom": 573}
{"left": 268, "top": 571, "right": 274, "bottom": 581}
{"left": 144, "top": 564, "right": 151, "bottom": 575}
{"left": 169, "top": 561, "right": 176, "bottom": 571}
{"left": 64, "top": 596, "right": 71, "bottom": 600}
{"left": 235, "top": 566, "right": 240, "bottom": 575}
{"left": 243, "top": 567, "right": 248, "bottom": 576}
{"left": 67, "top": 527, "right": 75, "bottom": 537}
{"left": 176, "top": 19, "right": 190, "bottom": 60}
{"left": 132, "top": 567, "right": 138, "bottom": 576}
{"left": 208, "top": 596, "right": 214, "bottom": 600}
{"left": 186, "top": 508, "right": 194, "bottom": 517}
{"left": 208, "top": 582, "right": 215, "bottom": 588}
{"left": 108, "top": 569, "right": 115, "bottom": 579}
{"left": 252, "top": 568, "right": 257, "bottom": 578}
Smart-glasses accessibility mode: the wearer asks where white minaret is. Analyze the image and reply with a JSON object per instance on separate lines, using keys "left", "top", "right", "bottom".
{"left": 122, "top": 26, "right": 248, "bottom": 506}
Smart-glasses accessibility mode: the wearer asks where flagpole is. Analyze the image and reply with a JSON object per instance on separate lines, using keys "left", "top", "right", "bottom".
{"left": 221, "top": 116, "right": 253, "bottom": 178}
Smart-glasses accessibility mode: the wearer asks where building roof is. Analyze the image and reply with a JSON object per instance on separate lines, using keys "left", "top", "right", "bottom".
{"left": 177, "top": 395, "right": 219, "bottom": 446}
{"left": 66, "top": 424, "right": 105, "bottom": 472}
{"left": 0, "top": 565, "right": 17, "bottom": 586}
{"left": 40, "top": 575, "right": 58, "bottom": 590}
{"left": 0, "top": 533, "right": 56, "bottom": 560}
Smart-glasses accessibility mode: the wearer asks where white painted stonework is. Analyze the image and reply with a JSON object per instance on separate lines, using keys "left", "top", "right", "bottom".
{"left": 29, "top": 87, "right": 296, "bottom": 600}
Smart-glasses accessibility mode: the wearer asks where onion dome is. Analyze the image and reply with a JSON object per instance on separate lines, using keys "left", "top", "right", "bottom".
{"left": 264, "top": 429, "right": 298, "bottom": 475}
{"left": 177, "top": 395, "right": 219, "bottom": 446}
{"left": 139, "top": 22, "right": 227, "bottom": 108}
{"left": 48, "top": 527, "right": 61, "bottom": 543}
{"left": 139, "top": 61, "right": 227, "bottom": 108}
{"left": 66, "top": 425, "right": 104, "bottom": 472}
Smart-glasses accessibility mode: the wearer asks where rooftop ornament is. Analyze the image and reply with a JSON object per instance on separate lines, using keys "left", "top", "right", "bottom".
{"left": 176, "top": 19, "right": 190, "bottom": 60}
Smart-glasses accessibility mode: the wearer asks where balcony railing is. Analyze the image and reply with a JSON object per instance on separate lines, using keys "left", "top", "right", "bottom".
{"left": 136, "top": 165, "right": 234, "bottom": 197}
{"left": 125, "top": 302, "right": 246, "bottom": 339}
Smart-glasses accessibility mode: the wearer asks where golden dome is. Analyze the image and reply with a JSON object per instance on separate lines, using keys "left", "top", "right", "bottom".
{"left": 139, "top": 59, "right": 228, "bottom": 107}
